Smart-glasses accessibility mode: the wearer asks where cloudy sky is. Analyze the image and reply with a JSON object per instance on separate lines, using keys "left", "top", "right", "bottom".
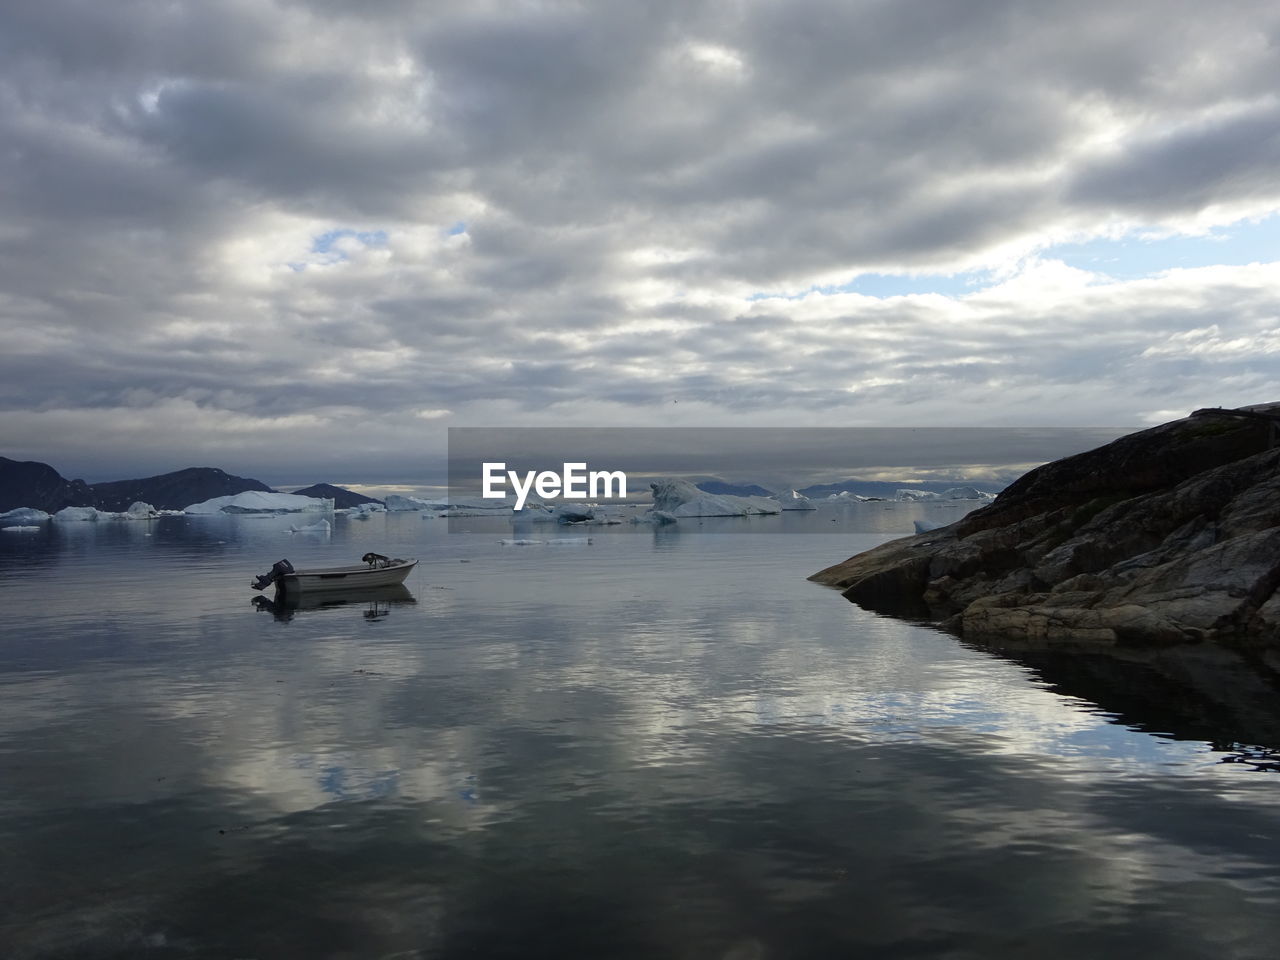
{"left": 3, "top": 0, "right": 1279, "bottom": 485}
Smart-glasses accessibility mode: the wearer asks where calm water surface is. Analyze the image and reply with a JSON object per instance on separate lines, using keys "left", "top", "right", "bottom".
{"left": 2, "top": 505, "right": 1278, "bottom": 959}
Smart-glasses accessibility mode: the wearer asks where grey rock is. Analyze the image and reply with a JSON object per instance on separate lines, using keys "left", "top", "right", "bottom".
{"left": 811, "top": 405, "right": 1280, "bottom": 652}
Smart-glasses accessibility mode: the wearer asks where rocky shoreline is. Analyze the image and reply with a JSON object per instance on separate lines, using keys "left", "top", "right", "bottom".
{"left": 811, "top": 406, "right": 1280, "bottom": 672}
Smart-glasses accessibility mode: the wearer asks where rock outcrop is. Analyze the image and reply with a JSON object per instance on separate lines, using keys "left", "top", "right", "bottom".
{"left": 811, "top": 406, "right": 1280, "bottom": 661}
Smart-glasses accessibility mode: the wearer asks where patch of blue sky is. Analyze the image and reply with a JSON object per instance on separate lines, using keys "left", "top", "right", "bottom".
{"left": 749, "top": 211, "right": 1280, "bottom": 302}
{"left": 748, "top": 270, "right": 993, "bottom": 302}
{"left": 446, "top": 220, "right": 467, "bottom": 236}
{"left": 1044, "top": 212, "right": 1280, "bottom": 279}
{"left": 311, "top": 228, "right": 389, "bottom": 257}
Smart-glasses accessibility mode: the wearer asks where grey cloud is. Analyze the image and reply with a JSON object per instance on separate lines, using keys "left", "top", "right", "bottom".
{"left": 2, "top": 0, "right": 1280, "bottom": 480}
{"left": 1069, "top": 103, "right": 1280, "bottom": 214}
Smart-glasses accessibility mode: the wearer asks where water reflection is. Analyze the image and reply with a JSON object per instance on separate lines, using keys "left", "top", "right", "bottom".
{"left": 959, "top": 637, "right": 1280, "bottom": 757}
{"left": 251, "top": 583, "right": 417, "bottom": 621}
{"left": 3, "top": 514, "right": 1280, "bottom": 958}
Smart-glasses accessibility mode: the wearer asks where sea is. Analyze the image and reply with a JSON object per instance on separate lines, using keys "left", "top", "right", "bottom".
{"left": 2, "top": 502, "right": 1278, "bottom": 959}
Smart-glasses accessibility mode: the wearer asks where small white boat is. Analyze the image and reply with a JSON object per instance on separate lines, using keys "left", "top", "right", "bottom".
{"left": 252, "top": 553, "right": 417, "bottom": 593}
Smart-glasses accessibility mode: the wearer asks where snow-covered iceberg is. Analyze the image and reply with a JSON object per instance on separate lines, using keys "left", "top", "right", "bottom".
{"left": 913, "top": 518, "right": 949, "bottom": 533}
{"left": 498, "top": 537, "right": 593, "bottom": 545}
{"left": 895, "top": 489, "right": 940, "bottom": 502}
{"left": 0, "top": 507, "right": 50, "bottom": 526}
{"left": 650, "top": 479, "right": 781, "bottom": 518}
{"left": 938, "top": 486, "right": 994, "bottom": 501}
{"left": 555, "top": 504, "right": 595, "bottom": 523}
{"left": 185, "top": 491, "right": 334, "bottom": 514}
{"left": 384, "top": 494, "right": 433, "bottom": 512}
{"left": 288, "top": 519, "right": 331, "bottom": 534}
{"left": 896, "top": 486, "right": 994, "bottom": 502}
{"left": 779, "top": 490, "right": 817, "bottom": 511}
{"left": 389, "top": 494, "right": 528, "bottom": 513}
{"left": 53, "top": 506, "right": 107, "bottom": 522}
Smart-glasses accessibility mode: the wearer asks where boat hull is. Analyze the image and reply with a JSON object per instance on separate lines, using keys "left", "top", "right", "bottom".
{"left": 279, "top": 559, "right": 417, "bottom": 592}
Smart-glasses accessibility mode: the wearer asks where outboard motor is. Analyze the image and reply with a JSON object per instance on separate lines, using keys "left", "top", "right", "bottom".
{"left": 252, "top": 558, "right": 294, "bottom": 591}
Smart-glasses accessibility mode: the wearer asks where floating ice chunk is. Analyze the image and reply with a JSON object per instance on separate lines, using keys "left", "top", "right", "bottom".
{"left": 649, "top": 479, "right": 781, "bottom": 517}
{"left": 547, "top": 537, "right": 592, "bottom": 545}
{"left": 384, "top": 494, "right": 432, "bottom": 512}
{"left": 185, "top": 491, "right": 333, "bottom": 514}
{"left": 555, "top": 504, "right": 595, "bottom": 523}
{"left": 53, "top": 506, "right": 104, "bottom": 522}
{"left": 0, "top": 507, "right": 50, "bottom": 525}
{"left": 895, "top": 489, "right": 940, "bottom": 502}
{"left": 288, "top": 519, "right": 331, "bottom": 534}
{"left": 938, "top": 486, "right": 994, "bottom": 500}
{"left": 1, "top": 525, "right": 40, "bottom": 532}
{"left": 779, "top": 490, "right": 817, "bottom": 511}
{"left": 499, "top": 538, "right": 545, "bottom": 545}
{"left": 125, "top": 501, "right": 158, "bottom": 518}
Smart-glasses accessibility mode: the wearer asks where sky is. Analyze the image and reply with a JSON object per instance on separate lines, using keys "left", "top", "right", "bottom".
{"left": 2, "top": 0, "right": 1279, "bottom": 486}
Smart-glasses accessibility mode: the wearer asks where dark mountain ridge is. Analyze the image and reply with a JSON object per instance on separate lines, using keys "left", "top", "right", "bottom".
{"left": 0, "top": 457, "right": 95, "bottom": 513}
{"left": 90, "top": 467, "right": 274, "bottom": 511}
{"left": 0, "top": 458, "right": 273, "bottom": 512}
{"left": 289, "top": 483, "right": 382, "bottom": 509}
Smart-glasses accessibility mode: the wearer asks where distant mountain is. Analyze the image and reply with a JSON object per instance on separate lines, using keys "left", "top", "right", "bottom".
{"left": 0, "top": 457, "right": 95, "bottom": 513}
{"left": 694, "top": 479, "right": 775, "bottom": 498}
{"left": 1, "top": 457, "right": 276, "bottom": 512}
{"left": 289, "top": 483, "right": 383, "bottom": 509}
{"left": 91, "top": 467, "right": 273, "bottom": 511}
{"left": 798, "top": 479, "right": 1006, "bottom": 500}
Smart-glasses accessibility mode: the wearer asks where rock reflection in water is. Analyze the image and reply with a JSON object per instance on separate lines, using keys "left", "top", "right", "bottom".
{"left": 960, "top": 636, "right": 1280, "bottom": 760}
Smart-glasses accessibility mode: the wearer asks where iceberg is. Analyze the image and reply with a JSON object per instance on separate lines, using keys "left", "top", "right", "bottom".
{"left": 650, "top": 478, "right": 781, "bottom": 517}
{"left": 826, "top": 491, "right": 871, "bottom": 502}
{"left": 913, "top": 518, "right": 949, "bottom": 533}
{"left": 555, "top": 504, "right": 595, "bottom": 523}
{"left": 0, "top": 507, "right": 50, "bottom": 525}
{"left": 895, "top": 489, "right": 941, "bottom": 502}
{"left": 779, "top": 490, "right": 817, "bottom": 511}
{"left": 895, "top": 487, "right": 994, "bottom": 502}
{"left": 498, "top": 537, "right": 593, "bottom": 545}
{"left": 384, "top": 494, "right": 433, "bottom": 512}
{"left": 388, "top": 494, "right": 525, "bottom": 513}
{"left": 185, "top": 491, "right": 334, "bottom": 514}
{"left": 2, "top": 525, "right": 41, "bottom": 533}
{"left": 288, "top": 519, "right": 331, "bottom": 534}
{"left": 938, "top": 486, "right": 994, "bottom": 501}
{"left": 125, "top": 501, "right": 158, "bottom": 518}
{"left": 53, "top": 506, "right": 105, "bottom": 522}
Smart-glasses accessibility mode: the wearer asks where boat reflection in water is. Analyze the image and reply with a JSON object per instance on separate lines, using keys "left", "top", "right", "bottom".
{"left": 251, "top": 583, "right": 417, "bottom": 622}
